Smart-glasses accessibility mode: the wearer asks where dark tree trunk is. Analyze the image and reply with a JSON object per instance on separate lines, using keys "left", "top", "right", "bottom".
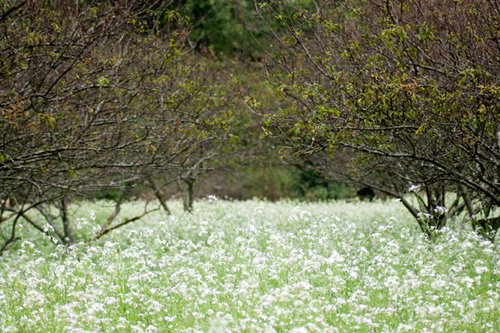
{"left": 60, "top": 198, "right": 75, "bottom": 245}
{"left": 183, "top": 179, "right": 195, "bottom": 212}
{"left": 148, "top": 177, "right": 171, "bottom": 215}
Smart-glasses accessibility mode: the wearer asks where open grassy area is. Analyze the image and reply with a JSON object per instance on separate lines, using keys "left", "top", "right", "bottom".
{"left": 1, "top": 199, "right": 499, "bottom": 332}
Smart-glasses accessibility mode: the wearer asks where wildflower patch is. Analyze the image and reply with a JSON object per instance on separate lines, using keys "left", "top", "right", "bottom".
{"left": 0, "top": 199, "right": 499, "bottom": 332}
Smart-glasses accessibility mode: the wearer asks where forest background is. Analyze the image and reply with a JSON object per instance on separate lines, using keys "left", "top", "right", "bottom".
{"left": 1, "top": 0, "right": 500, "bottom": 252}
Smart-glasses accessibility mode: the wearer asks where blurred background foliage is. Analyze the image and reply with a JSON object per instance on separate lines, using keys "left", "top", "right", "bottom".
{"left": 166, "top": 0, "right": 317, "bottom": 58}
{"left": 166, "top": 0, "right": 262, "bottom": 58}
{"left": 197, "top": 164, "right": 355, "bottom": 202}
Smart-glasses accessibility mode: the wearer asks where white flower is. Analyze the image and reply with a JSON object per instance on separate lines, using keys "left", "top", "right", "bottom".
{"left": 417, "top": 212, "right": 432, "bottom": 221}
{"left": 408, "top": 184, "right": 421, "bottom": 192}
{"left": 42, "top": 224, "right": 54, "bottom": 233}
{"left": 208, "top": 319, "right": 226, "bottom": 333}
{"left": 207, "top": 195, "right": 218, "bottom": 203}
{"left": 163, "top": 316, "right": 176, "bottom": 322}
{"left": 145, "top": 325, "right": 159, "bottom": 333}
{"left": 90, "top": 209, "right": 96, "bottom": 221}
{"left": 434, "top": 206, "right": 448, "bottom": 216}
{"left": 475, "top": 266, "right": 489, "bottom": 274}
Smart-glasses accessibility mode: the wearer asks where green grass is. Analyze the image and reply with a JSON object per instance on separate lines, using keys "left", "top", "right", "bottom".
{"left": 1, "top": 198, "right": 499, "bottom": 332}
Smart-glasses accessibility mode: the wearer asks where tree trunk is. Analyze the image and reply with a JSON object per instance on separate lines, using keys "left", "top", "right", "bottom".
{"left": 183, "top": 179, "right": 195, "bottom": 212}
{"left": 60, "top": 198, "right": 76, "bottom": 245}
{"left": 147, "top": 177, "right": 171, "bottom": 215}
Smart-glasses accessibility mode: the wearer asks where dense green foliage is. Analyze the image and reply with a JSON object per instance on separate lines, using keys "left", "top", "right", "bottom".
{"left": 172, "top": 0, "right": 252, "bottom": 56}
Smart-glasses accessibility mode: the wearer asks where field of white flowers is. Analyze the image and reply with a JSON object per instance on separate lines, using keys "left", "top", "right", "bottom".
{"left": 0, "top": 198, "right": 499, "bottom": 332}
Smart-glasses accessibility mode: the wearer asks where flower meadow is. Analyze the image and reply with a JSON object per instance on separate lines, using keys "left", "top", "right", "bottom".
{"left": 1, "top": 199, "right": 499, "bottom": 332}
